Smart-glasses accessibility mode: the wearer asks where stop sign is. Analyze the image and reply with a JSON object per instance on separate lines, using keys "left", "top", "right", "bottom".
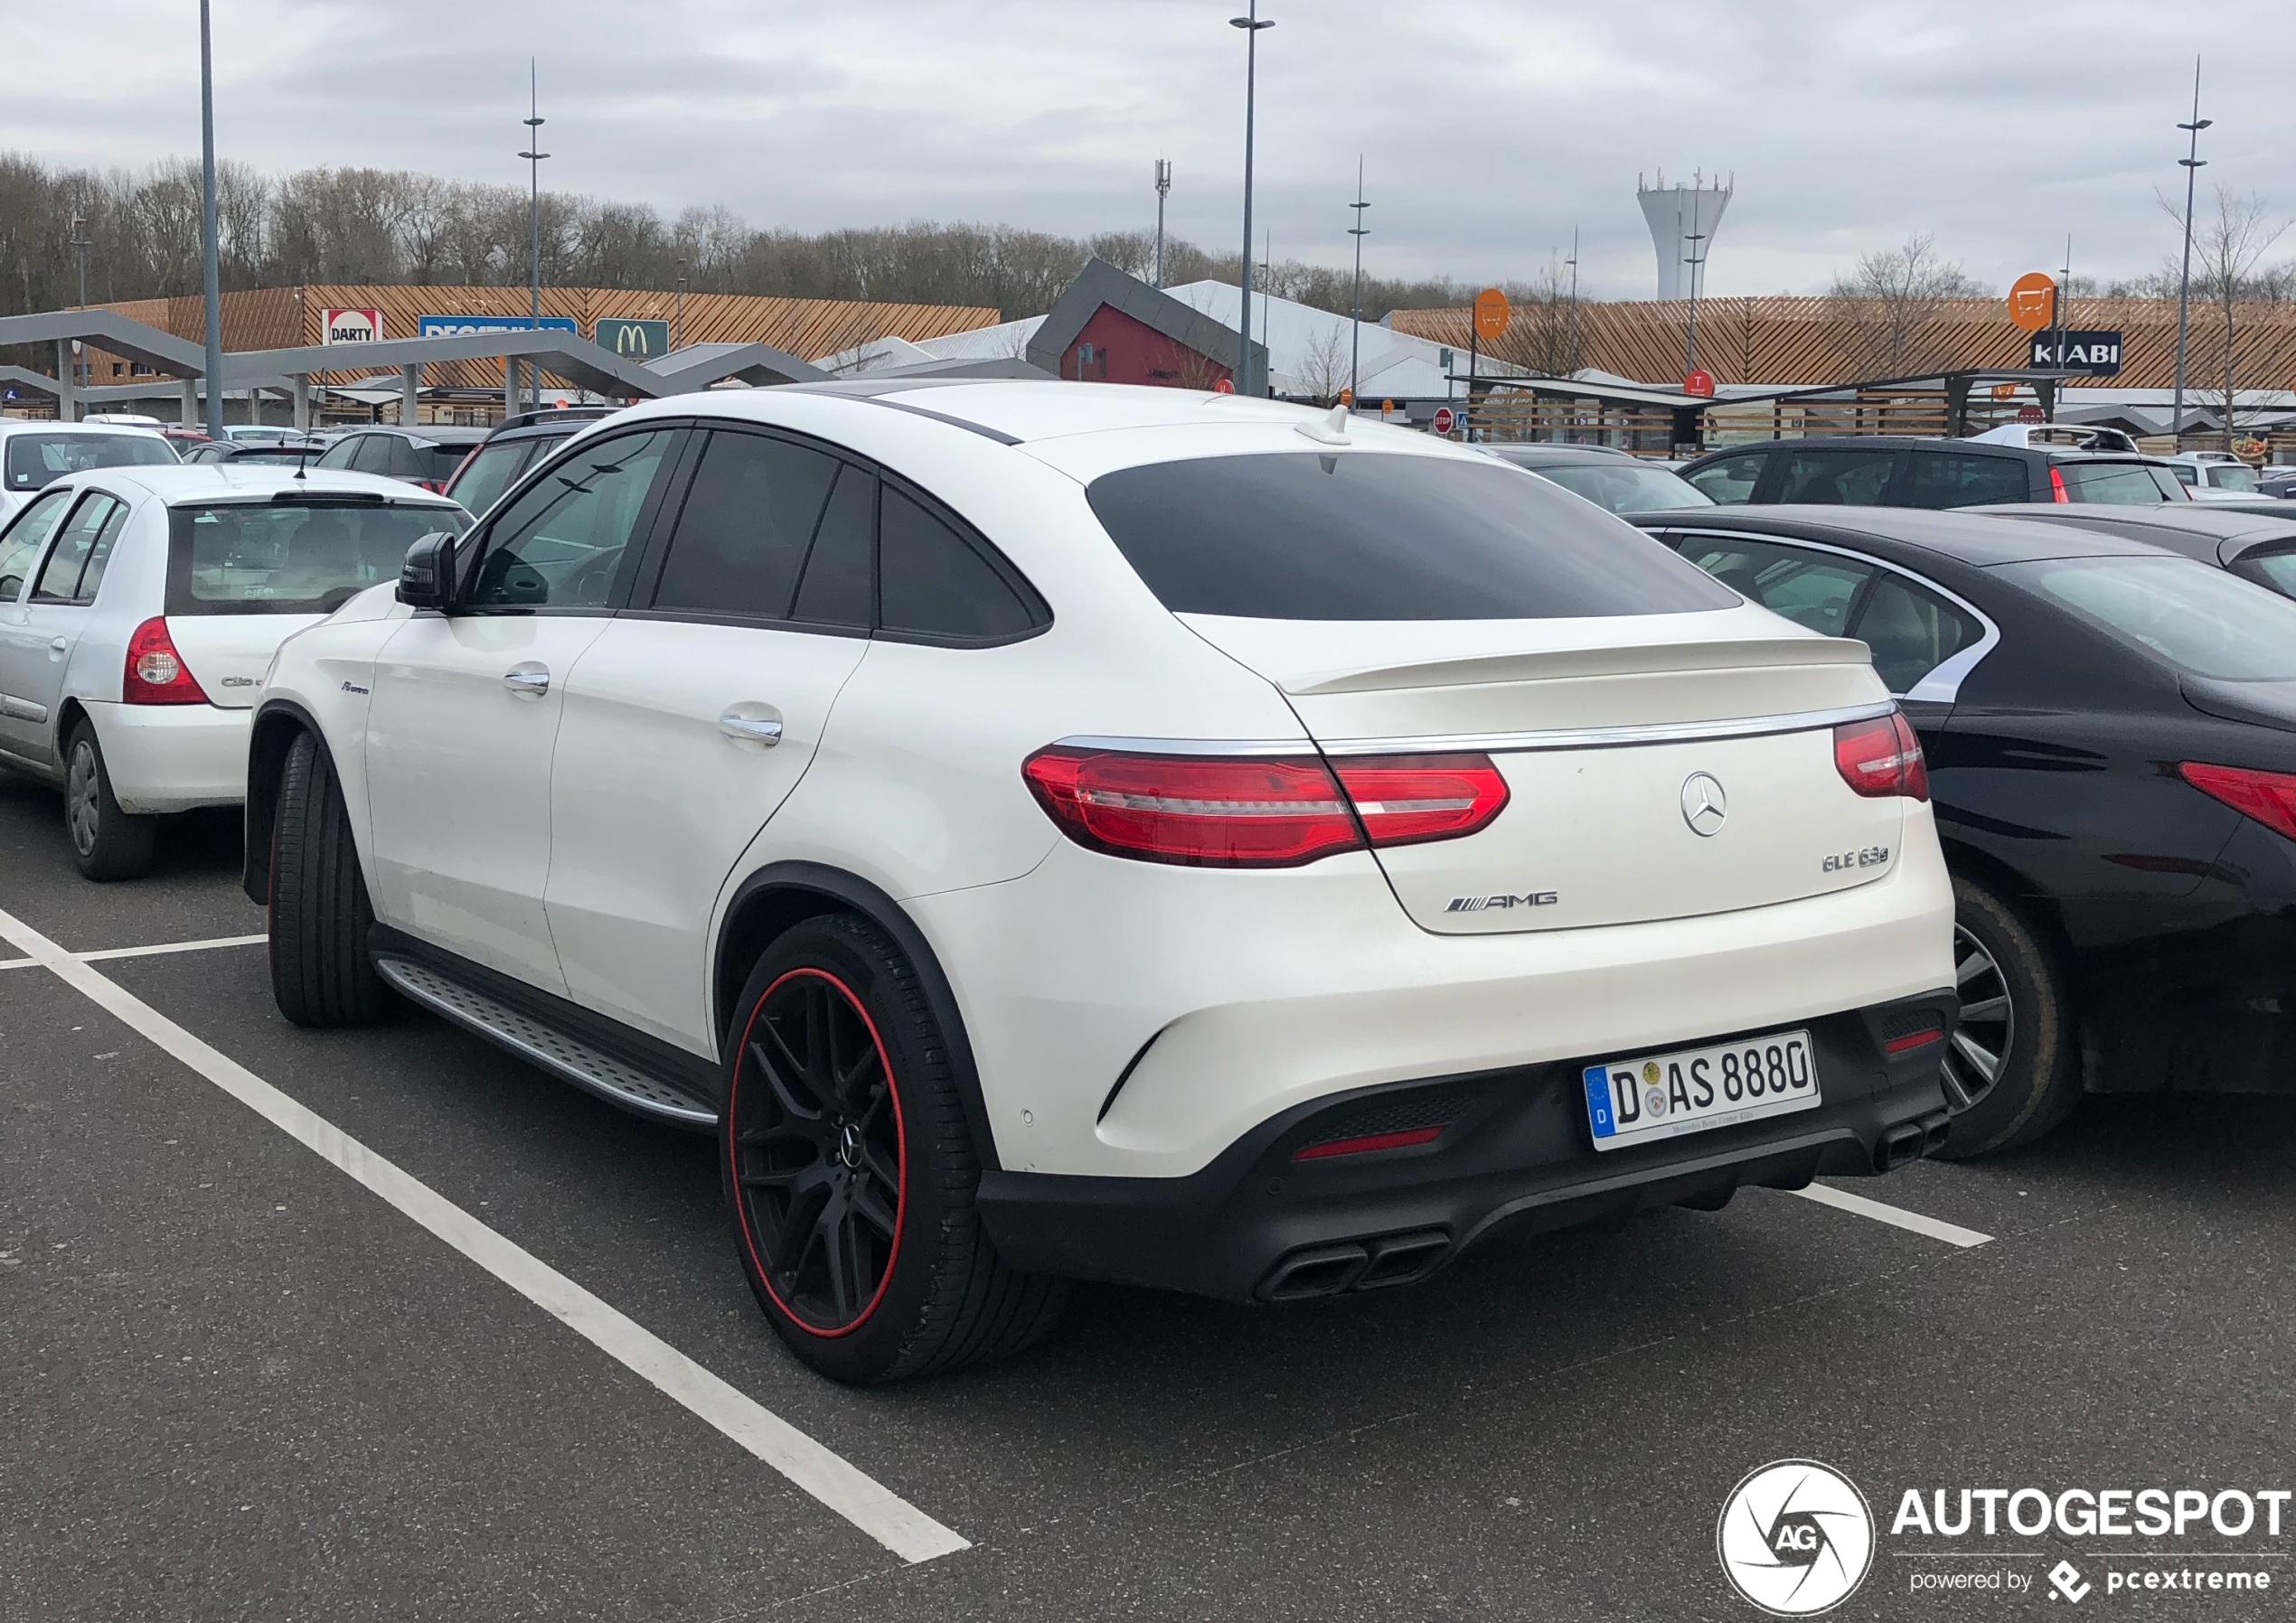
{"left": 1432, "top": 405, "right": 1456, "bottom": 435}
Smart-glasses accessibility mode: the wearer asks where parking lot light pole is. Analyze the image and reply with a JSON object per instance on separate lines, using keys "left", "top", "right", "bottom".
{"left": 1348, "top": 158, "right": 1369, "bottom": 404}
{"left": 198, "top": 0, "right": 223, "bottom": 440}
{"left": 1157, "top": 158, "right": 1175, "bottom": 289}
{"left": 674, "top": 258, "right": 688, "bottom": 352}
{"left": 1565, "top": 225, "right": 1580, "bottom": 375}
{"left": 2172, "top": 56, "right": 2209, "bottom": 447}
{"left": 519, "top": 59, "right": 550, "bottom": 414}
{"left": 1230, "top": 4, "right": 1273, "bottom": 396}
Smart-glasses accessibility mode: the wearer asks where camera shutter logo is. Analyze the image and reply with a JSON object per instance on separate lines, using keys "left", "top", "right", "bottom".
{"left": 1717, "top": 1459, "right": 1874, "bottom": 1616}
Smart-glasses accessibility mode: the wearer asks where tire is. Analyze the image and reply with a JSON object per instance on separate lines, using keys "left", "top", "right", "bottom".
{"left": 720, "top": 914, "right": 1067, "bottom": 1383}
{"left": 1932, "top": 875, "right": 2081, "bottom": 1159}
{"left": 268, "top": 730, "right": 389, "bottom": 1027}
{"left": 64, "top": 720, "right": 156, "bottom": 881}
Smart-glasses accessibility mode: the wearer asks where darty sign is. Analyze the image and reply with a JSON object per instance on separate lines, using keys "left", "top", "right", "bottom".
{"left": 321, "top": 307, "right": 382, "bottom": 344}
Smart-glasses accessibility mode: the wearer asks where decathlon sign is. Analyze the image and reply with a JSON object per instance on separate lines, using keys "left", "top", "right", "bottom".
{"left": 2028, "top": 330, "right": 2124, "bottom": 376}
{"left": 321, "top": 307, "right": 382, "bottom": 344}
{"left": 417, "top": 314, "right": 579, "bottom": 338}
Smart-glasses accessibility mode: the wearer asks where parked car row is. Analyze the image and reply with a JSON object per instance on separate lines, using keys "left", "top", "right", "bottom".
{"left": 4, "top": 383, "right": 2291, "bottom": 1387}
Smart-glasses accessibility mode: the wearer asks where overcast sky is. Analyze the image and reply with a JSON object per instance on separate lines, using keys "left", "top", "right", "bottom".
{"left": 5, "top": 1, "right": 2287, "bottom": 300}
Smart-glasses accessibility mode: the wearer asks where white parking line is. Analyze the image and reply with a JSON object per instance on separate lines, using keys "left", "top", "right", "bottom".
{"left": 0, "top": 932, "right": 268, "bottom": 971}
{"left": 1788, "top": 1182, "right": 1994, "bottom": 1248}
{"left": 0, "top": 905, "right": 968, "bottom": 1566}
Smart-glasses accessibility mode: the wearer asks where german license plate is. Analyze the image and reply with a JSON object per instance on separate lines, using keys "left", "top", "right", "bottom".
{"left": 1583, "top": 1029, "right": 1819, "bottom": 1150}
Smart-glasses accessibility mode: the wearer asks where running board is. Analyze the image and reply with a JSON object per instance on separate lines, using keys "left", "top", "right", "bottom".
{"left": 374, "top": 954, "right": 719, "bottom": 1130}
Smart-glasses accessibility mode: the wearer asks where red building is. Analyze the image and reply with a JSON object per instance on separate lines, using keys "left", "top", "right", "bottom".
{"left": 1024, "top": 258, "right": 1264, "bottom": 391}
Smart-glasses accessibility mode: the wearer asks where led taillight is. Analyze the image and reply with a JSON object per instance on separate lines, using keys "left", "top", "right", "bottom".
{"left": 2048, "top": 465, "right": 2070, "bottom": 502}
{"left": 123, "top": 617, "right": 210, "bottom": 706}
{"left": 1832, "top": 711, "right": 1927, "bottom": 801}
{"left": 1021, "top": 747, "right": 1362, "bottom": 867}
{"left": 1022, "top": 746, "right": 1510, "bottom": 868}
{"left": 2180, "top": 762, "right": 2296, "bottom": 842}
{"left": 1329, "top": 754, "right": 1510, "bottom": 846}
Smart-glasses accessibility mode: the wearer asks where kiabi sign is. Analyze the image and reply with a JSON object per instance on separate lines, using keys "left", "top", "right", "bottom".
{"left": 2028, "top": 330, "right": 2124, "bottom": 376}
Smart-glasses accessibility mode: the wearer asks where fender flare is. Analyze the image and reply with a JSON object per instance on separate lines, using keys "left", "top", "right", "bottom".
{"left": 242, "top": 698, "right": 333, "bottom": 905}
{"left": 714, "top": 861, "right": 1002, "bottom": 1170}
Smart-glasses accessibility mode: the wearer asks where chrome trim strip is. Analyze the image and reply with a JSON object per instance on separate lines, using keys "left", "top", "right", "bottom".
{"left": 1654, "top": 525, "right": 2004, "bottom": 705}
{"left": 1316, "top": 700, "right": 1898, "bottom": 756}
{"left": 1049, "top": 734, "right": 1320, "bottom": 756}
{"left": 373, "top": 956, "right": 717, "bottom": 1129}
{"left": 1053, "top": 701, "right": 1899, "bottom": 761}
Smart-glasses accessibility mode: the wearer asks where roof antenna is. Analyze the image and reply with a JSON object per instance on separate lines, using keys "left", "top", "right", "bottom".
{"left": 1294, "top": 399, "right": 1352, "bottom": 446}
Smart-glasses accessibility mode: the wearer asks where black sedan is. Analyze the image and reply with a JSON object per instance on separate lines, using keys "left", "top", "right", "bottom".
{"left": 1975, "top": 502, "right": 2296, "bottom": 603}
{"left": 1627, "top": 505, "right": 2296, "bottom": 1155}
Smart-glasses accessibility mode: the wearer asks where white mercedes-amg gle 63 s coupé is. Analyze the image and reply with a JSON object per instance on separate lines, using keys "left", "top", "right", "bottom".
{"left": 246, "top": 380, "right": 1957, "bottom": 1382}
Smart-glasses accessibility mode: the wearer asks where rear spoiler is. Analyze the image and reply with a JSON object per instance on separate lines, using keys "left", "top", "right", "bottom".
{"left": 1282, "top": 635, "right": 1874, "bottom": 697}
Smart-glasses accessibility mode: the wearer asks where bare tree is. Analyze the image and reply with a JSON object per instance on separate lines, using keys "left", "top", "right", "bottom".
{"left": 1505, "top": 253, "right": 1581, "bottom": 376}
{"left": 2163, "top": 187, "right": 2292, "bottom": 440}
{"left": 1291, "top": 322, "right": 1349, "bottom": 404}
{"left": 1824, "top": 234, "right": 1987, "bottom": 378}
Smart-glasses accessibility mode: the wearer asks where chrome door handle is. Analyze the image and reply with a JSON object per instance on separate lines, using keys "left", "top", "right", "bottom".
{"left": 503, "top": 661, "right": 550, "bottom": 697}
{"left": 719, "top": 706, "right": 784, "bottom": 747}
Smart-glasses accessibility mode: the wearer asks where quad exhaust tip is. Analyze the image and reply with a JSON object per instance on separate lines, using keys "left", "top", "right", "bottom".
{"left": 1257, "top": 1229, "right": 1452, "bottom": 1302}
{"left": 1875, "top": 1111, "right": 1952, "bottom": 1173}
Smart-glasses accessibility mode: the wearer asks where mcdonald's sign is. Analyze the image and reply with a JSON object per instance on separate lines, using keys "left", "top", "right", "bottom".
{"left": 596, "top": 318, "right": 672, "bottom": 358}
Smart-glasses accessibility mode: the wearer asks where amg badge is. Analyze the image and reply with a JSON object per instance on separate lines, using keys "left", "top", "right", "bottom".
{"left": 1446, "top": 892, "right": 1558, "bottom": 913}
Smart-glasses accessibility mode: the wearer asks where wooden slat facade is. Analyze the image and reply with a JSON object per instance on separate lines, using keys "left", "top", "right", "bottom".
{"left": 1391, "top": 296, "right": 2296, "bottom": 394}
{"left": 83, "top": 285, "right": 1001, "bottom": 393}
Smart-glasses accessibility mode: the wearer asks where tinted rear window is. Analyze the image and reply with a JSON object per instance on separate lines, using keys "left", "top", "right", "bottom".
{"left": 446, "top": 440, "right": 539, "bottom": 517}
{"left": 2008, "top": 555, "right": 2296, "bottom": 680}
{"left": 5, "top": 431, "right": 175, "bottom": 492}
{"left": 166, "top": 501, "right": 466, "bottom": 615}
{"left": 1086, "top": 452, "right": 1736, "bottom": 621}
{"left": 2059, "top": 461, "right": 2181, "bottom": 503}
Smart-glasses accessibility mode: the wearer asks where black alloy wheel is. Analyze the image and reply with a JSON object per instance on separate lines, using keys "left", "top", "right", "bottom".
{"left": 719, "top": 914, "right": 1068, "bottom": 1383}
{"left": 726, "top": 967, "right": 907, "bottom": 1335}
{"left": 1940, "top": 923, "right": 2012, "bottom": 1112}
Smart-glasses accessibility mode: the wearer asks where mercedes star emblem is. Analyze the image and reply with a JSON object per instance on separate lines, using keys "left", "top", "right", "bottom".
{"left": 1681, "top": 773, "right": 1728, "bottom": 837}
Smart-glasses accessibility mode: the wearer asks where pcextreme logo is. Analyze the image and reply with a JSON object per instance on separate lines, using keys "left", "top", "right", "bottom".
{"left": 1717, "top": 1459, "right": 1876, "bottom": 1616}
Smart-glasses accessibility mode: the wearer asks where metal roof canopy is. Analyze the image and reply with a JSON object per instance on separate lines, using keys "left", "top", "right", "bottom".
{"left": 0, "top": 309, "right": 210, "bottom": 377}
{"left": 0, "top": 307, "right": 771, "bottom": 399}
{"left": 641, "top": 341, "right": 827, "bottom": 389}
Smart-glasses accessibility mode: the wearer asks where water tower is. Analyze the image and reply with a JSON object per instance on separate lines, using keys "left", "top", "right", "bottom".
{"left": 1637, "top": 170, "right": 1733, "bottom": 300}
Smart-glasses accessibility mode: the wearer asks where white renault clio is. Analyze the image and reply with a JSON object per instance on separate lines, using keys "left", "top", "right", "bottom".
{"left": 0, "top": 464, "right": 464, "bottom": 877}
{"left": 248, "top": 382, "right": 1958, "bottom": 1383}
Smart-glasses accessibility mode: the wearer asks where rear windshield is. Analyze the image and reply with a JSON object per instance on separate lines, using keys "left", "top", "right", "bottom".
{"left": 444, "top": 438, "right": 540, "bottom": 518}
{"left": 1085, "top": 451, "right": 1736, "bottom": 620}
{"left": 2059, "top": 461, "right": 2183, "bottom": 503}
{"left": 1529, "top": 461, "right": 1715, "bottom": 514}
{"left": 2008, "top": 555, "right": 2296, "bottom": 680}
{"left": 419, "top": 441, "right": 478, "bottom": 477}
{"left": 165, "top": 499, "right": 466, "bottom": 615}
{"left": 5, "top": 431, "right": 176, "bottom": 492}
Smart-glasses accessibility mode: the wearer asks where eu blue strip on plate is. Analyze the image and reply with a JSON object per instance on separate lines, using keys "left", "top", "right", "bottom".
{"left": 1583, "top": 1065, "right": 1615, "bottom": 1139}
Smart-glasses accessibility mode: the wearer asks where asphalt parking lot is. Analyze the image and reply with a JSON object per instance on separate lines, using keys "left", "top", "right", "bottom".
{"left": 5, "top": 771, "right": 2291, "bottom": 1622}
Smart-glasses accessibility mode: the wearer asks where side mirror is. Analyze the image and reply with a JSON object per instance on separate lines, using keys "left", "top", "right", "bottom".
{"left": 398, "top": 531, "right": 456, "bottom": 608}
